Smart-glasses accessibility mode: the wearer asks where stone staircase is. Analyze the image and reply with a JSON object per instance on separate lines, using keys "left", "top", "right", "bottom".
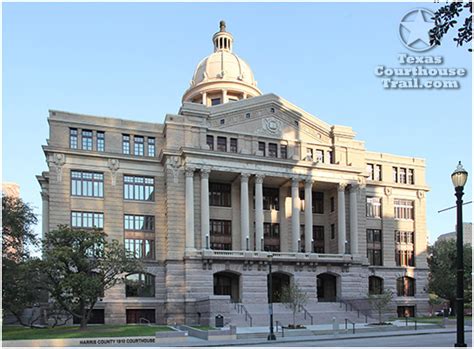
{"left": 229, "top": 301, "right": 374, "bottom": 327}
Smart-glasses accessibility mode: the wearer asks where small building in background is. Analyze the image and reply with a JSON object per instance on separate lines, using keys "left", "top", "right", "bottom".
{"left": 437, "top": 223, "right": 472, "bottom": 246}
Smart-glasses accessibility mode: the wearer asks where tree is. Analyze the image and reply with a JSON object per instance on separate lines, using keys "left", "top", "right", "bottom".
{"left": 428, "top": 239, "right": 472, "bottom": 315}
{"left": 430, "top": 2, "right": 472, "bottom": 51}
{"left": 2, "top": 195, "right": 42, "bottom": 326}
{"left": 2, "top": 195, "right": 38, "bottom": 260}
{"left": 40, "top": 226, "right": 142, "bottom": 330}
{"left": 279, "top": 282, "right": 309, "bottom": 328}
{"left": 368, "top": 289, "right": 393, "bottom": 324}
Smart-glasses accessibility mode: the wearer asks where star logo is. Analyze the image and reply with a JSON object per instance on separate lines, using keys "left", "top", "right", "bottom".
{"left": 399, "top": 8, "right": 436, "bottom": 52}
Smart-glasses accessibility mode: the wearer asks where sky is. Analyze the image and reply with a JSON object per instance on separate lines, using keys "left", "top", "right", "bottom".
{"left": 2, "top": 2, "right": 472, "bottom": 245}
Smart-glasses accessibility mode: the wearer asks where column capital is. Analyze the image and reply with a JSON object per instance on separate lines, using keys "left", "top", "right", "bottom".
{"left": 255, "top": 174, "right": 265, "bottom": 184}
{"left": 357, "top": 177, "right": 367, "bottom": 189}
{"left": 185, "top": 167, "right": 195, "bottom": 177}
{"left": 338, "top": 182, "right": 347, "bottom": 192}
{"left": 200, "top": 168, "right": 210, "bottom": 179}
{"left": 304, "top": 177, "right": 314, "bottom": 188}
{"left": 349, "top": 183, "right": 359, "bottom": 193}
{"left": 291, "top": 176, "right": 301, "bottom": 187}
{"left": 241, "top": 173, "right": 251, "bottom": 182}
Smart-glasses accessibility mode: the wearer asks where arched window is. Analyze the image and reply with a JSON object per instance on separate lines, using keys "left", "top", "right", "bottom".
{"left": 397, "top": 276, "right": 415, "bottom": 297}
{"left": 125, "top": 273, "right": 155, "bottom": 297}
{"left": 368, "top": 276, "right": 383, "bottom": 295}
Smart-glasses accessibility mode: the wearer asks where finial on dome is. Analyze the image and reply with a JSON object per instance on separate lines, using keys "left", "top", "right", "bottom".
{"left": 219, "top": 20, "right": 226, "bottom": 32}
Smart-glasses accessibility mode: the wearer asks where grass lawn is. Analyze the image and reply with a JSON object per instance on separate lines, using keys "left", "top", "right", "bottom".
{"left": 2, "top": 324, "right": 173, "bottom": 341}
{"left": 390, "top": 316, "right": 472, "bottom": 324}
{"left": 191, "top": 325, "right": 216, "bottom": 331}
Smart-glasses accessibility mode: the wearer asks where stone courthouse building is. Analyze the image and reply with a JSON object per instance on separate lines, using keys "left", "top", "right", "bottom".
{"left": 37, "top": 22, "right": 430, "bottom": 325}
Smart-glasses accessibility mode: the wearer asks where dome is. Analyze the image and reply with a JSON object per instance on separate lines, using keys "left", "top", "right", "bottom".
{"left": 182, "top": 21, "right": 262, "bottom": 106}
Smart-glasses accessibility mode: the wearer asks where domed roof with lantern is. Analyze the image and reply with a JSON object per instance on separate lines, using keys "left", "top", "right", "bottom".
{"left": 182, "top": 21, "right": 262, "bottom": 106}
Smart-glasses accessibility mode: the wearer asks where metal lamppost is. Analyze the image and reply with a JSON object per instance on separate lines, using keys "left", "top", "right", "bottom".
{"left": 451, "top": 161, "right": 468, "bottom": 347}
{"left": 267, "top": 253, "right": 276, "bottom": 341}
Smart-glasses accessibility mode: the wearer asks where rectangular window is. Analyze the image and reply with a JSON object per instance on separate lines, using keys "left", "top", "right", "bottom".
{"left": 400, "top": 168, "right": 407, "bottom": 184}
{"left": 134, "top": 136, "right": 144, "bottom": 156}
{"left": 124, "top": 215, "right": 155, "bottom": 232}
{"left": 393, "top": 167, "right": 399, "bottom": 183}
{"left": 329, "top": 150, "right": 335, "bottom": 164}
{"left": 263, "top": 187, "right": 279, "bottom": 211}
{"left": 408, "top": 169, "right": 414, "bottom": 185}
{"left": 316, "top": 149, "right": 324, "bottom": 163}
{"left": 268, "top": 143, "right": 278, "bottom": 158}
{"left": 211, "top": 98, "right": 221, "bottom": 106}
{"left": 330, "top": 197, "right": 335, "bottom": 212}
{"left": 70, "top": 128, "right": 78, "bottom": 149}
{"left": 210, "top": 220, "right": 232, "bottom": 250}
{"left": 123, "top": 175, "right": 154, "bottom": 201}
{"left": 123, "top": 135, "right": 130, "bottom": 154}
{"left": 306, "top": 148, "right": 313, "bottom": 161}
{"left": 217, "top": 137, "right": 227, "bottom": 152}
{"left": 230, "top": 138, "right": 238, "bottom": 153}
{"left": 71, "top": 171, "right": 104, "bottom": 197}
{"left": 71, "top": 211, "right": 104, "bottom": 229}
{"left": 280, "top": 145, "right": 288, "bottom": 159}
{"left": 394, "top": 199, "right": 414, "bottom": 220}
{"left": 263, "top": 223, "right": 280, "bottom": 252}
{"left": 395, "top": 250, "right": 415, "bottom": 266}
{"left": 313, "top": 192, "right": 324, "bottom": 214}
{"left": 125, "top": 238, "right": 154, "bottom": 259}
{"left": 147, "top": 137, "right": 155, "bottom": 157}
{"left": 209, "top": 183, "right": 231, "bottom": 207}
{"left": 258, "top": 142, "right": 266, "bottom": 156}
{"left": 97, "top": 131, "right": 105, "bottom": 152}
{"left": 313, "top": 225, "right": 325, "bottom": 253}
{"left": 366, "top": 197, "right": 382, "bottom": 218}
{"left": 375, "top": 165, "right": 382, "bottom": 181}
{"left": 206, "top": 135, "right": 214, "bottom": 150}
{"left": 82, "top": 130, "right": 93, "bottom": 150}
{"left": 330, "top": 224, "right": 335, "bottom": 239}
{"left": 367, "top": 229, "right": 382, "bottom": 266}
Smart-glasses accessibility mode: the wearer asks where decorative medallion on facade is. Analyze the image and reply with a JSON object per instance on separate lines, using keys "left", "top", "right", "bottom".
{"left": 384, "top": 186, "right": 393, "bottom": 196}
{"left": 166, "top": 156, "right": 182, "bottom": 183}
{"left": 107, "top": 159, "right": 120, "bottom": 186}
{"left": 48, "top": 153, "right": 66, "bottom": 182}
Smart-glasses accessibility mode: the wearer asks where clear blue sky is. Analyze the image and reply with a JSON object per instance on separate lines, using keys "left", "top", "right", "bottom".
{"left": 3, "top": 2, "right": 472, "bottom": 244}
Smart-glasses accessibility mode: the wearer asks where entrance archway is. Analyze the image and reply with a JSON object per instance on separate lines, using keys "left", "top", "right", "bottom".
{"left": 213, "top": 271, "right": 241, "bottom": 302}
{"left": 317, "top": 273, "right": 338, "bottom": 302}
{"left": 268, "top": 272, "right": 291, "bottom": 303}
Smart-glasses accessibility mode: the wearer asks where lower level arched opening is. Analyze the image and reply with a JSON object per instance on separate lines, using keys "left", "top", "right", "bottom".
{"left": 213, "top": 271, "right": 241, "bottom": 302}
{"left": 317, "top": 273, "right": 339, "bottom": 302}
{"left": 268, "top": 272, "right": 291, "bottom": 303}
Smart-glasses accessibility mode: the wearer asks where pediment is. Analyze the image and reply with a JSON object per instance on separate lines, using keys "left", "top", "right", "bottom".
{"left": 207, "top": 96, "right": 333, "bottom": 145}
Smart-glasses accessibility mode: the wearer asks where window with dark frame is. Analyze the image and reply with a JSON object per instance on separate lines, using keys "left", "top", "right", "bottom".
{"left": 394, "top": 199, "right": 414, "bottom": 220}
{"left": 71, "top": 171, "right": 104, "bottom": 197}
{"left": 313, "top": 225, "right": 325, "bottom": 253}
{"left": 258, "top": 142, "right": 266, "bottom": 156}
{"left": 82, "top": 130, "right": 93, "bottom": 150}
{"left": 280, "top": 145, "right": 288, "bottom": 159}
{"left": 134, "top": 136, "right": 144, "bottom": 156}
{"left": 329, "top": 150, "right": 335, "bottom": 164}
{"left": 268, "top": 143, "right": 278, "bottom": 158}
{"left": 230, "top": 138, "right": 238, "bottom": 153}
{"left": 210, "top": 219, "right": 232, "bottom": 250}
{"left": 393, "top": 167, "right": 399, "bottom": 183}
{"left": 147, "top": 137, "right": 155, "bottom": 157}
{"left": 369, "top": 276, "right": 383, "bottom": 295}
{"left": 206, "top": 135, "right": 214, "bottom": 150}
{"left": 71, "top": 211, "right": 104, "bottom": 229}
{"left": 124, "top": 215, "right": 155, "bottom": 232}
{"left": 263, "top": 223, "right": 280, "bottom": 252}
{"left": 211, "top": 98, "right": 221, "bottom": 106}
{"left": 367, "top": 229, "right": 382, "bottom": 266}
{"left": 366, "top": 197, "right": 382, "bottom": 218}
{"left": 330, "top": 197, "right": 335, "bottom": 212}
{"left": 123, "top": 134, "right": 130, "bottom": 154}
{"left": 123, "top": 175, "right": 154, "bottom": 201}
{"left": 70, "top": 128, "right": 78, "bottom": 149}
{"left": 330, "top": 224, "right": 335, "bottom": 239}
{"left": 263, "top": 187, "right": 279, "bottom": 211}
{"left": 408, "top": 169, "right": 415, "bottom": 184}
{"left": 400, "top": 168, "right": 407, "bottom": 184}
{"left": 209, "top": 183, "right": 231, "bottom": 207}
{"left": 316, "top": 149, "right": 324, "bottom": 162}
{"left": 313, "top": 192, "right": 324, "bottom": 214}
{"left": 217, "top": 137, "right": 227, "bottom": 152}
{"left": 124, "top": 239, "right": 155, "bottom": 260}
{"left": 97, "top": 131, "right": 105, "bottom": 152}
{"left": 397, "top": 276, "right": 415, "bottom": 297}
{"left": 125, "top": 273, "right": 155, "bottom": 297}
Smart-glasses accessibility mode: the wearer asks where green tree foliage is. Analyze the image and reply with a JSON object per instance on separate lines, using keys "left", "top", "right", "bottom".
{"left": 428, "top": 239, "right": 472, "bottom": 314}
{"left": 368, "top": 289, "right": 394, "bottom": 324}
{"left": 430, "top": 2, "right": 472, "bottom": 51}
{"left": 279, "top": 282, "right": 309, "bottom": 328}
{"left": 2, "top": 195, "right": 38, "bottom": 260}
{"left": 40, "top": 226, "right": 142, "bottom": 329}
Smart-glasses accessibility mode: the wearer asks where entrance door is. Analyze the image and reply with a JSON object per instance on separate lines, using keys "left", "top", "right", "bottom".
{"left": 268, "top": 272, "right": 291, "bottom": 303}
{"left": 213, "top": 272, "right": 240, "bottom": 302}
{"left": 126, "top": 309, "right": 156, "bottom": 324}
{"left": 317, "top": 273, "right": 338, "bottom": 302}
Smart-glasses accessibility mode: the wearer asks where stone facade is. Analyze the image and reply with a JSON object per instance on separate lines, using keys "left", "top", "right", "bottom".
{"left": 37, "top": 22, "right": 430, "bottom": 325}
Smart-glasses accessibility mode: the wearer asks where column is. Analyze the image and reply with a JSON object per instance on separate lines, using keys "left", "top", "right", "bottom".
{"left": 349, "top": 184, "right": 359, "bottom": 255}
{"left": 41, "top": 192, "right": 49, "bottom": 238}
{"left": 201, "top": 168, "right": 210, "bottom": 249}
{"left": 255, "top": 174, "right": 264, "bottom": 251}
{"left": 185, "top": 167, "right": 195, "bottom": 250}
{"left": 222, "top": 89, "right": 228, "bottom": 104}
{"left": 240, "top": 173, "right": 250, "bottom": 250}
{"left": 337, "top": 183, "right": 347, "bottom": 254}
{"left": 304, "top": 178, "right": 313, "bottom": 253}
{"left": 201, "top": 92, "right": 207, "bottom": 106}
{"left": 291, "top": 177, "right": 300, "bottom": 252}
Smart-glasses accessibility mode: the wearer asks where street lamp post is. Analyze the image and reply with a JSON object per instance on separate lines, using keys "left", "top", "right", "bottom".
{"left": 451, "top": 161, "right": 468, "bottom": 348}
{"left": 267, "top": 254, "right": 276, "bottom": 341}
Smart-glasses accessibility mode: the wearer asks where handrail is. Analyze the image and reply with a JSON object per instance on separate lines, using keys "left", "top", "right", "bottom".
{"left": 298, "top": 304, "right": 314, "bottom": 325}
{"left": 338, "top": 298, "right": 370, "bottom": 323}
{"left": 139, "top": 317, "right": 151, "bottom": 325}
{"left": 239, "top": 304, "right": 253, "bottom": 327}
